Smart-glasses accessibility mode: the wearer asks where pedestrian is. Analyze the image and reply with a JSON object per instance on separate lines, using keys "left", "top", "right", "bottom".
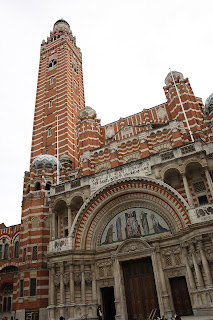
{"left": 174, "top": 313, "right": 181, "bottom": 320}
{"left": 97, "top": 305, "right": 103, "bottom": 320}
{"left": 160, "top": 315, "right": 167, "bottom": 320}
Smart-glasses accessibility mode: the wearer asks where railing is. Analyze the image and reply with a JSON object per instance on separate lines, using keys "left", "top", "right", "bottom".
{"left": 147, "top": 308, "right": 157, "bottom": 320}
{"left": 78, "top": 315, "right": 87, "bottom": 320}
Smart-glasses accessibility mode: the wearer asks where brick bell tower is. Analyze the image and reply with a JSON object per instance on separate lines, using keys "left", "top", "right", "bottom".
{"left": 11, "top": 20, "right": 85, "bottom": 320}
{"left": 31, "top": 18, "right": 85, "bottom": 168}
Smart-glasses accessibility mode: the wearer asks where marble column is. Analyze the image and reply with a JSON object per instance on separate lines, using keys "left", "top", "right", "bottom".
{"left": 91, "top": 264, "right": 97, "bottom": 302}
{"left": 190, "top": 243, "right": 204, "bottom": 289}
{"left": 59, "top": 262, "right": 65, "bottom": 305}
{"left": 69, "top": 264, "right": 75, "bottom": 303}
{"left": 114, "top": 259, "right": 124, "bottom": 317}
{"left": 182, "top": 246, "right": 196, "bottom": 290}
{"left": 81, "top": 264, "right": 86, "bottom": 303}
{"left": 57, "top": 215, "right": 61, "bottom": 239}
{"left": 198, "top": 240, "right": 213, "bottom": 288}
{"left": 204, "top": 167, "right": 213, "bottom": 198}
{"left": 52, "top": 209, "right": 56, "bottom": 240}
{"left": 68, "top": 206, "right": 72, "bottom": 234}
{"left": 182, "top": 173, "right": 194, "bottom": 207}
{"left": 50, "top": 264, "right": 55, "bottom": 305}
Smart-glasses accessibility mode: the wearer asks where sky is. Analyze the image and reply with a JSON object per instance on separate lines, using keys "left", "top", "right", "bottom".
{"left": 0, "top": 0, "right": 213, "bottom": 227}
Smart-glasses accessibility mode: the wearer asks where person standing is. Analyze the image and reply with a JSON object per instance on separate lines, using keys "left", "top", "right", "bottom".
{"left": 97, "top": 305, "right": 103, "bottom": 320}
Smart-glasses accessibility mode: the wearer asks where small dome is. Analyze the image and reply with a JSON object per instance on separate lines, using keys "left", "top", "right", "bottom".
{"left": 205, "top": 93, "right": 213, "bottom": 115}
{"left": 53, "top": 19, "right": 70, "bottom": 32}
{"left": 79, "top": 106, "right": 96, "bottom": 119}
{"left": 31, "top": 155, "right": 61, "bottom": 170}
{"left": 165, "top": 71, "right": 184, "bottom": 85}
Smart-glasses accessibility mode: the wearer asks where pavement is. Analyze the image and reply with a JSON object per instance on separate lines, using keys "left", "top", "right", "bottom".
{"left": 178, "top": 316, "right": 213, "bottom": 320}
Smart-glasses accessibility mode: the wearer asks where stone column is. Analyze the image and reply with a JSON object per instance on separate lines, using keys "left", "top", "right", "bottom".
{"left": 69, "top": 264, "right": 75, "bottom": 303}
{"left": 204, "top": 167, "right": 213, "bottom": 198}
{"left": 181, "top": 173, "right": 194, "bottom": 207}
{"left": 81, "top": 264, "right": 86, "bottom": 303}
{"left": 91, "top": 264, "right": 97, "bottom": 302}
{"left": 59, "top": 262, "right": 65, "bottom": 305}
{"left": 190, "top": 243, "right": 204, "bottom": 289}
{"left": 182, "top": 246, "right": 196, "bottom": 290}
{"left": 57, "top": 215, "right": 61, "bottom": 238}
{"left": 50, "top": 264, "right": 55, "bottom": 305}
{"left": 52, "top": 209, "right": 56, "bottom": 240}
{"left": 198, "top": 240, "right": 213, "bottom": 288}
{"left": 113, "top": 259, "right": 124, "bottom": 317}
{"left": 68, "top": 206, "right": 72, "bottom": 234}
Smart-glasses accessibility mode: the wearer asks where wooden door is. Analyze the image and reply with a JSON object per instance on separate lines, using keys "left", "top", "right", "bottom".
{"left": 123, "top": 258, "right": 159, "bottom": 320}
{"left": 170, "top": 276, "right": 193, "bottom": 316}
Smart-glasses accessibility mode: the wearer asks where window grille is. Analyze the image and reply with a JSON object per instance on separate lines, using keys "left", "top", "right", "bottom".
{"left": 165, "top": 255, "right": 172, "bottom": 267}
{"left": 193, "top": 181, "right": 206, "bottom": 193}
{"left": 181, "top": 144, "right": 195, "bottom": 155}
{"left": 161, "top": 150, "right": 174, "bottom": 161}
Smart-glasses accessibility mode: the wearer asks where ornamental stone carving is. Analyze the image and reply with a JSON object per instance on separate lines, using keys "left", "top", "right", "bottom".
{"left": 118, "top": 239, "right": 151, "bottom": 254}
{"left": 99, "top": 279, "right": 114, "bottom": 288}
{"left": 205, "top": 248, "right": 213, "bottom": 262}
{"left": 63, "top": 273, "right": 70, "bottom": 286}
{"left": 85, "top": 271, "right": 92, "bottom": 283}
{"left": 74, "top": 272, "right": 81, "bottom": 284}
{"left": 187, "top": 254, "right": 193, "bottom": 268}
{"left": 54, "top": 274, "right": 60, "bottom": 286}
{"left": 194, "top": 251, "right": 201, "bottom": 265}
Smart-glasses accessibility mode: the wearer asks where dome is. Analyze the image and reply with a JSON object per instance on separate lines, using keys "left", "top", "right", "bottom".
{"left": 205, "top": 93, "right": 213, "bottom": 115}
{"left": 165, "top": 71, "right": 184, "bottom": 85}
{"left": 53, "top": 19, "right": 70, "bottom": 32}
{"left": 79, "top": 106, "right": 96, "bottom": 119}
{"left": 31, "top": 155, "right": 61, "bottom": 170}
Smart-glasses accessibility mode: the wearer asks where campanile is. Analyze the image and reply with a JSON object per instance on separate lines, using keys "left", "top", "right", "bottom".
{"left": 30, "top": 19, "right": 85, "bottom": 168}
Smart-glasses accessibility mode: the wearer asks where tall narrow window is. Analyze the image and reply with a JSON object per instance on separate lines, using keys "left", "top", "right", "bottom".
{"left": 49, "top": 100, "right": 52, "bottom": 108}
{"left": 50, "top": 77, "right": 54, "bottom": 84}
{"left": 4, "top": 243, "right": 9, "bottom": 259}
{"left": 32, "top": 246, "right": 38, "bottom": 261}
{"left": 30, "top": 278, "right": 36, "bottom": 296}
{"left": 20, "top": 280, "right": 24, "bottom": 297}
{"left": 14, "top": 241, "right": 19, "bottom": 258}
{"left": 23, "top": 247, "right": 26, "bottom": 262}
{"left": 0, "top": 244, "right": 2, "bottom": 259}
{"left": 48, "top": 128, "right": 51, "bottom": 136}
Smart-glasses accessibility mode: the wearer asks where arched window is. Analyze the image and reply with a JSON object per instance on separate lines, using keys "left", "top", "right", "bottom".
{"left": 14, "top": 241, "right": 19, "bottom": 258}
{"left": 35, "top": 182, "right": 40, "bottom": 191}
{"left": 4, "top": 243, "right": 9, "bottom": 259}
{"left": 27, "top": 184, "right": 30, "bottom": 193}
{"left": 45, "top": 182, "right": 51, "bottom": 190}
{"left": 2, "top": 284, "right": 13, "bottom": 312}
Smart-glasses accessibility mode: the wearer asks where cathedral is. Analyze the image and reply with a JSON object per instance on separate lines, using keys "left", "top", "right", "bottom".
{"left": 1, "top": 18, "right": 213, "bottom": 320}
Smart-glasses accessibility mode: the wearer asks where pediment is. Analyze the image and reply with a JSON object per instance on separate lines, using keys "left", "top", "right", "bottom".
{"left": 117, "top": 238, "right": 152, "bottom": 254}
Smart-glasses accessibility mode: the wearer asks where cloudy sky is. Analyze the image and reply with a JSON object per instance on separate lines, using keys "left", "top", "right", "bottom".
{"left": 0, "top": 0, "right": 213, "bottom": 227}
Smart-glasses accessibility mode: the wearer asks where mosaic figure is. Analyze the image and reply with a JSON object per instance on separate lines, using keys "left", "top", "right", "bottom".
{"left": 151, "top": 214, "right": 168, "bottom": 233}
{"left": 141, "top": 211, "right": 149, "bottom": 235}
{"left": 104, "top": 224, "right": 114, "bottom": 244}
{"left": 125, "top": 211, "right": 141, "bottom": 238}
{"left": 116, "top": 217, "right": 123, "bottom": 241}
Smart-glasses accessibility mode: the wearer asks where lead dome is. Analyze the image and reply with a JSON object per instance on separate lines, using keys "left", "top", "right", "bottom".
{"left": 204, "top": 93, "right": 213, "bottom": 115}
{"left": 165, "top": 71, "right": 184, "bottom": 85}
{"left": 53, "top": 18, "right": 70, "bottom": 32}
{"left": 79, "top": 106, "right": 96, "bottom": 119}
{"left": 31, "top": 154, "right": 61, "bottom": 169}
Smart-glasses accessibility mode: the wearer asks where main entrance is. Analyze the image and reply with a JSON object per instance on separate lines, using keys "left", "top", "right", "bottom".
{"left": 123, "top": 257, "right": 159, "bottom": 320}
{"left": 169, "top": 276, "right": 193, "bottom": 316}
